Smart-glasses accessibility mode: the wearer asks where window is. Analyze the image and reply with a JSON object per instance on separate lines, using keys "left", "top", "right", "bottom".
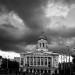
{"left": 40, "top": 43, "right": 41, "bottom": 48}
{"left": 41, "top": 57, "right": 43, "bottom": 65}
{"left": 21, "top": 58, "right": 23, "bottom": 65}
{"left": 37, "top": 57, "right": 40, "bottom": 65}
{"left": 34, "top": 57, "right": 36, "bottom": 65}
{"left": 30, "top": 57, "right": 33, "bottom": 65}
{"left": 45, "top": 57, "right": 47, "bottom": 66}
{"left": 27, "top": 57, "right": 29, "bottom": 65}
{"left": 48, "top": 57, "right": 51, "bottom": 67}
{"left": 43, "top": 43, "right": 44, "bottom": 47}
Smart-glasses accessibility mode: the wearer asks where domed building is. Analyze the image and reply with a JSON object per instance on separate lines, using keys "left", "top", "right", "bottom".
{"left": 20, "top": 34, "right": 59, "bottom": 75}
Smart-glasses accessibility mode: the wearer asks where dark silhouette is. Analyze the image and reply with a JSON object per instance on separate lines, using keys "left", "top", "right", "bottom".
{"left": 1, "top": 58, "right": 19, "bottom": 75}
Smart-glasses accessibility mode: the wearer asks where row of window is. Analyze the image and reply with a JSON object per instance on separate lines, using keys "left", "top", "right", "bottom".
{"left": 21, "top": 57, "right": 51, "bottom": 67}
{"left": 27, "top": 57, "right": 51, "bottom": 66}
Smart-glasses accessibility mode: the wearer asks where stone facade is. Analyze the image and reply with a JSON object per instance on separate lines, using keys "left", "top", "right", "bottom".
{"left": 20, "top": 34, "right": 59, "bottom": 74}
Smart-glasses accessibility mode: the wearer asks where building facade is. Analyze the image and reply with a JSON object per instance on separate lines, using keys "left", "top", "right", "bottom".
{"left": 20, "top": 34, "right": 59, "bottom": 74}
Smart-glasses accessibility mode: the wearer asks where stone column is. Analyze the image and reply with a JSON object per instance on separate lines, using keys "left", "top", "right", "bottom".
{"left": 29, "top": 57, "right": 30, "bottom": 66}
{"left": 47, "top": 57, "right": 48, "bottom": 67}
{"left": 29, "top": 69, "right": 30, "bottom": 72}
{"left": 36, "top": 70, "right": 37, "bottom": 72}
{"left": 43, "top": 57, "right": 45, "bottom": 66}
{"left": 36, "top": 57, "right": 37, "bottom": 66}
{"left": 24, "top": 58, "right": 25, "bottom": 66}
{"left": 41, "top": 43, "right": 43, "bottom": 48}
{"left": 66, "top": 55, "right": 67, "bottom": 63}
{"left": 52, "top": 57, "right": 53, "bottom": 67}
{"left": 40, "top": 57, "right": 41, "bottom": 66}
{"left": 26, "top": 56, "right": 27, "bottom": 64}
{"left": 37, "top": 57, "right": 38, "bottom": 66}
{"left": 32, "top": 69, "right": 34, "bottom": 73}
{"left": 33, "top": 57, "right": 34, "bottom": 66}
{"left": 47, "top": 70, "right": 48, "bottom": 73}
{"left": 43, "top": 70, "right": 45, "bottom": 73}
{"left": 51, "top": 70, "right": 54, "bottom": 75}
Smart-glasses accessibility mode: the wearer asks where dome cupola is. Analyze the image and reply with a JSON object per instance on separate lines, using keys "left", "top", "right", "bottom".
{"left": 36, "top": 32, "right": 48, "bottom": 52}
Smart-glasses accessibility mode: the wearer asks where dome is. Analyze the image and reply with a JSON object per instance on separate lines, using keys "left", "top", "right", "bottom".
{"left": 39, "top": 32, "right": 47, "bottom": 40}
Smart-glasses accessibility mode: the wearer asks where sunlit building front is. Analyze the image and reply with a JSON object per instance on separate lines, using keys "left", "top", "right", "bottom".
{"left": 20, "top": 34, "right": 59, "bottom": 74}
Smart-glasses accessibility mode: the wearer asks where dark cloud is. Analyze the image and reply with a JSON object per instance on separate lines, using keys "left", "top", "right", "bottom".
{"left": 64, "top": 0, "right": 75, "bottom": 4}
{"left": 0, "top": 0, "right": 49, "bottom": 29}
{"left": 0, "top": 0, "right": 46, "bottom": 52}
{"left": 54, "top": 0, "right": 75, "bottom": 5}
{"left": 0, "top": 0, "right": 75, "bottom": 54}
{"left": 45, "top": 28, "right": 75, "bottom": 38}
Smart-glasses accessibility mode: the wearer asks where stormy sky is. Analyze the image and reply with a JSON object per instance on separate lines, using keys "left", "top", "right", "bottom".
{"left": 0, "top": 0, "right": 75, "bottom": 56}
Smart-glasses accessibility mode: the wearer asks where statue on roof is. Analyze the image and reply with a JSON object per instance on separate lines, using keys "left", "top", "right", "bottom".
{"left": 39, "top": 32, "right": 47, "bottom": 40}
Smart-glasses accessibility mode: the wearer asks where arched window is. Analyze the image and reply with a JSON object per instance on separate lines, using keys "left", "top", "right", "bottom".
{"left": 40, "top": 43, "right": 41, "bottom": 48}
{"left": 43, "top": 43, "right": 44, "bottom": 48}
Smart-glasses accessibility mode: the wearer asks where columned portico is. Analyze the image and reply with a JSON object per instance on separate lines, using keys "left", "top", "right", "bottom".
{"left": 26, "top": 56, "right": 52, "bottom": 67}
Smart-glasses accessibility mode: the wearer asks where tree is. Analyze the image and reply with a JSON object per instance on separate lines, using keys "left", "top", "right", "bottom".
{"left": 1, "top": 58, "right": 19, "bottom": 74}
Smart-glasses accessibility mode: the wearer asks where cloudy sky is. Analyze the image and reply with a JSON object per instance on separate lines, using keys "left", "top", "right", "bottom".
{"left": 0, "top": 0, "right": 75, "bottom": 58}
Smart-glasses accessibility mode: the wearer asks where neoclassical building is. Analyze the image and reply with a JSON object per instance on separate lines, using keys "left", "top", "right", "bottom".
{"left": 20, "top": 34, "right": 59, "bottom": 74}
